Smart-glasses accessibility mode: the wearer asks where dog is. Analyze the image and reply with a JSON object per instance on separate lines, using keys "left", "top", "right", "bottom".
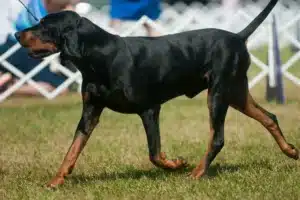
{"left": 15, "top": 0, "right": 299, "bottom": 189}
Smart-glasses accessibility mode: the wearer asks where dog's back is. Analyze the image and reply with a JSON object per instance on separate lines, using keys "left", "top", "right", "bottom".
{"left": 119, "top": 29, "right": 247, "bottom": 100}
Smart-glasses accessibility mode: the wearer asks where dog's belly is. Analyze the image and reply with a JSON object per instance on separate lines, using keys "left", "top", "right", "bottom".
{"left": 98, "top": 76, "right": 208, "bottom": 114}
{"left": 105, "top": 102, "right": 142, "bottom": 114}
{"left": 97, "top": 88, "right": 151, "bottom": 113}
{"left": 155, "top": 77, "right": 208, "bottom": 100}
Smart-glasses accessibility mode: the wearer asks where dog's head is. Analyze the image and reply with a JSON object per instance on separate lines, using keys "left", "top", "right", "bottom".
{"left": 15, "top": 11, "right": 95, "bottom": 59}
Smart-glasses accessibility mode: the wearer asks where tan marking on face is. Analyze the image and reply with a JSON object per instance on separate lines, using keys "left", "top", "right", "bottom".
{"left": 19, "top": 31, "right": 57, "bottom": 53}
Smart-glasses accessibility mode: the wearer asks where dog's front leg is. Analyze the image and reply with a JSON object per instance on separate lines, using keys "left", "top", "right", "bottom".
{"left": 46, "top": 92, "right": 103, "bottom": 189}
{"left": 139, "top": 106, "right": 188, "bottom": 170}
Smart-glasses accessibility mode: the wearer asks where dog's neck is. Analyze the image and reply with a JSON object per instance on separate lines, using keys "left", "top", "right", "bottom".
{"left": 61, "top": 21, "right": 118, "bottom": 59}
{"left": 60, "top": 28, "right": 119, "bottom": 85}
{"left": 88, "top": 26, "right": 119, "bottom": 49}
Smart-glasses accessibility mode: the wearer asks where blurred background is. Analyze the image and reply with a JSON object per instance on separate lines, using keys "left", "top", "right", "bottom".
{"left": 0, "top": 0, "right": 300, "bottom": 101}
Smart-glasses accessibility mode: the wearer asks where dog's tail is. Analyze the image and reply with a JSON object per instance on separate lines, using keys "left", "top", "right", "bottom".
{"left": 238, "top": 0, "right": 278, "bottom": 41}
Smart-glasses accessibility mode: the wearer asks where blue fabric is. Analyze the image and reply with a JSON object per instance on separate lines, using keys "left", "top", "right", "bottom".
{"left": 110, "top": 0, "right": 161, "bottom": 20}
{"left": 10, "top": 0, "right": 48, "bottom": 41}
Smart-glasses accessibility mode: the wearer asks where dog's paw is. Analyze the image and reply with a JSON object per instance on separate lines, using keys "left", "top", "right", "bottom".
{"left": 46, "top": 176, "right": 65, "bottom": 190}
{"left": 285, "top": 143, "right": 300, "bottom": 160}
{"left": 171, "top": 156, "right": 189, "bottom": 169}
{"left": 188, "top": 167, "right": 206, "bottom": 180}
{"left": 151, "top": 152, "right": 188, "bottom": 170}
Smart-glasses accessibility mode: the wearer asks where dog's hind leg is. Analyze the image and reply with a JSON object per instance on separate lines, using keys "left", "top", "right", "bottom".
{"left": 46, "top": 89, "right": 103, "bottom": 189}
{"left": 190, "top": 86, "right": 229, "bottom": 178}
{"left": 189, "top": 50, "right": 237, "bottom": 179}
{"left": 230, "top": 86, "right": 299, "bottom": 160}
{"left": 139, "top": 106, "right": 188, "bottom": 170}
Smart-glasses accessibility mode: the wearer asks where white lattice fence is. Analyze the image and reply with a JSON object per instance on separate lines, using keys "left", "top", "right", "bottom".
{"left": 0, "top": 0, "right": 300, "bottom": 102}
{"left": 0, "top": 46, "right": 82, "bottom": 101}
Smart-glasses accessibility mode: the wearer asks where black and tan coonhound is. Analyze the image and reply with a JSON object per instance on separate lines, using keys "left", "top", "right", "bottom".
{"left": 15, "top": 0, "right": 299, "bottom": 189}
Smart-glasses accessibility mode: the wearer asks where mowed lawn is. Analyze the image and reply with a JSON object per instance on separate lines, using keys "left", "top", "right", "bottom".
{"left": 2, "top": 47, "right": 300, "bottom": 199}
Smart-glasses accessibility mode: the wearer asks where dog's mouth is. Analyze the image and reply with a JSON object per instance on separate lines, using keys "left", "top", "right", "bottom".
{"left": 17, "top": 33, "right": 59, "bottom": 59}
{"left": 28, "top": 49, "right": 58, "bottom": 59}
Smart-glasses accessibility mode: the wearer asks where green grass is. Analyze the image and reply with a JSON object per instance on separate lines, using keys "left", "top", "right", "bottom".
{"left": 2, "top": 47, "right": 300, "bottom": 199}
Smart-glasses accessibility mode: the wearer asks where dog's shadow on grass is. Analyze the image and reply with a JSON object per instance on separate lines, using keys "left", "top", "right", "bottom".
{"left": 68, "top": 163, "right": 248, "bottom": 184}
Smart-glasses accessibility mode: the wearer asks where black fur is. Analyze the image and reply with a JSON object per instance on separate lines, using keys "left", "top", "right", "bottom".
{"left": 16, "top": 0, "right": 281, "bottom": 185}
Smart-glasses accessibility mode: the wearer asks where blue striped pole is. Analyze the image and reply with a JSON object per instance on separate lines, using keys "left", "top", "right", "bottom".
{"left": 266, "top": 14, "right": 285, "bottom": 104}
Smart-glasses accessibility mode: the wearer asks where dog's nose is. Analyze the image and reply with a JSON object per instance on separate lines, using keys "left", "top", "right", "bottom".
{"left": 14, "top": 32, "right": 21, "bottom": 41}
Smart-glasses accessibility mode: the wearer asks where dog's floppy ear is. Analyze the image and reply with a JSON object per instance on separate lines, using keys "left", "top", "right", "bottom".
{"left": 77, "top": 17, "right": 97, "bottom": 37}
{"left": 62, "top": 17, "right": 96, "bottom": 58}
